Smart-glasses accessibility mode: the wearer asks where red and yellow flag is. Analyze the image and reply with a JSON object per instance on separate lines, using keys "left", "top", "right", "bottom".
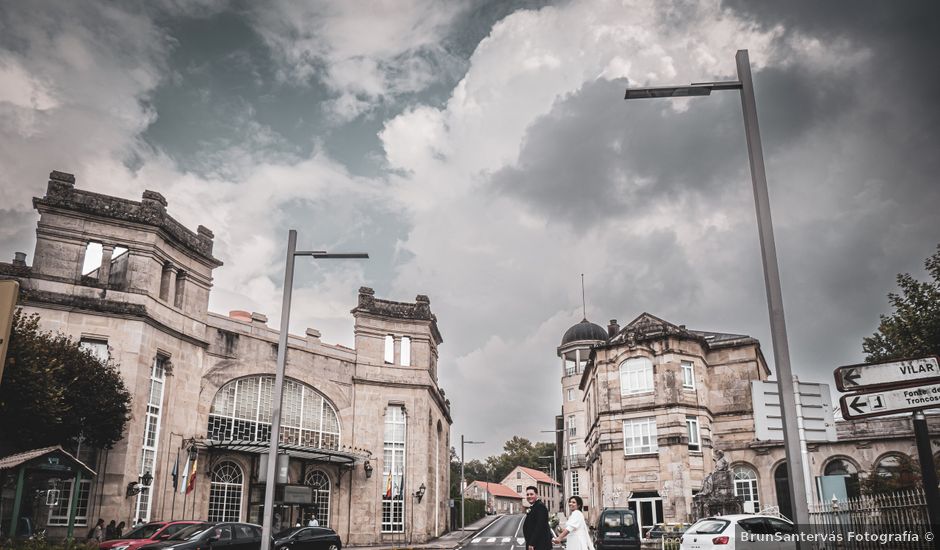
{"left": 384, "top": 471, "right": 392, "bottom": 498}
{"left": 185, "top": 456, "right": 198, "bottom": 495}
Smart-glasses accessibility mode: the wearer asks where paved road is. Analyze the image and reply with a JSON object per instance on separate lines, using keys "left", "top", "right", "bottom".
{"left": 462, "top": 514, "right": 552, "bottom": 550}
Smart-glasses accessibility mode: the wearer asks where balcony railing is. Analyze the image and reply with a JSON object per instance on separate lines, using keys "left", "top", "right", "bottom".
{"left": 564, "top": 454, "right": 587, "bottom": 468}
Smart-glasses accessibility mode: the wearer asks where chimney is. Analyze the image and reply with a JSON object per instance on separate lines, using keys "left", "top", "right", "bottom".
{"left": 229, "top": 310, "right": 251, "bottom": 322}
{"left": 608, "top": 319, "right": 620, "bottom": 337}
{"left": 12, "top": 252, "right": 27, "bottom": 267}
{"left": 251, "top": 312, "right": 268, "bottom": 325}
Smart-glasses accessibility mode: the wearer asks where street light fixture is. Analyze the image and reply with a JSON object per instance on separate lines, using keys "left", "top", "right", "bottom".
{"left": 460, "top": 435, "right": 484, "bottom": 530}
{"left": 260, "top": 230, "right": 368, "bottom": 550}
{"left": 623, "top": 49, "right": 810, "bottom": 530}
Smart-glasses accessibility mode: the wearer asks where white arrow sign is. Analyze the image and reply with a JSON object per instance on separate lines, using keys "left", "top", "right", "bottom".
{"left": 840, "top": 382, "right": 940, "bottom": 419}
{"left": 834, "top": 356, "right": 940, "bottom": 391}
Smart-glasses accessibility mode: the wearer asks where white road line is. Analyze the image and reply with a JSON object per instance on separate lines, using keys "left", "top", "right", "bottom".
{"left": 501, "top": 537, "right": 512, "bottom": 543}
{"left": 472, "top": 538, "right": 482, "bottom": 544}
{"left": 517, "top": 538, "right": 526, "bottom": 545}
{"left": 486, "top": 537, "right": 497, "bottom": 543}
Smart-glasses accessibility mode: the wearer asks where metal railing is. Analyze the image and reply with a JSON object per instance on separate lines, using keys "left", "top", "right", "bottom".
{"left": 807, "top": 488, "right": 930, "bottom": 549}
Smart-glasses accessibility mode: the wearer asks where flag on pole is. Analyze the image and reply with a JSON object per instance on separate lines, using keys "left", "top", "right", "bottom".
{"left": 186, "top": 455, "right": 198, "bottom": 495}
{"left": 171, "top": 453, "right": 179, "bottom": 491}
{"left": 179, "top": 454, "right": 192, "bottom": 494}
{"left": 384, "top": 471, "right": 392, "bottom": 499}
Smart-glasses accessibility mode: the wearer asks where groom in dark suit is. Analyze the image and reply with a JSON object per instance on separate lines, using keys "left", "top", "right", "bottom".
{"left": 523, "top": 486, "right": 552, "bottom": 550}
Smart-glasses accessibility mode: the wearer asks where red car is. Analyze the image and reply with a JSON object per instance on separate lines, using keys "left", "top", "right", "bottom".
{"left": 99, "top": 521, "right": 203, "bottom": 550}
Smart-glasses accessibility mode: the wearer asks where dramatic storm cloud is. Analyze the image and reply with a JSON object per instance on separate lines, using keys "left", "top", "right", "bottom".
{"left": 1, "top": 0, "right": 937, "bottom": 458}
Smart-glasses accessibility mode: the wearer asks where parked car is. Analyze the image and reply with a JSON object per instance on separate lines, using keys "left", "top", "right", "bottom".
{"left": 273, "top": 526, "right": 342, "bottom": 550}
{"left": 680, "top": 515, "right": 796, "bottom": 549}
{"left": 646, "top": 523, "right": 691, "bottom": 540}
{"left": 592, "top": 508, "right": 640, "bottom": 550}
{"left": 100, "top": 521, "right": 204, "bottom": 550}
{"left": 138, "top": 522, "right": 263, "bottom": 550}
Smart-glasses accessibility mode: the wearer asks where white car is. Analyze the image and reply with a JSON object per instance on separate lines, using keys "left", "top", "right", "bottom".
{"left": 679, "top": 514, "right": 796, "bottom": 550}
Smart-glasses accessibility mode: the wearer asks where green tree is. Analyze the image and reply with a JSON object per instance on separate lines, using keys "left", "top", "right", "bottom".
{"left": 862, "top": 454, "right": 921, "bottom": 495}
{"left": 0, "top": 310, "right": 131, "bottom": 452}
{"left": 863, "top": 244, "right": 940, "bottom": 362}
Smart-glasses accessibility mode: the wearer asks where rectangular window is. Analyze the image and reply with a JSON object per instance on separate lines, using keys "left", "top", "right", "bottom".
{"left": 681, "top": 361, "right": 695, "bottom": 390}
{"left": 620, "top": 358, "right": 653, "bottom": 395}
{"left": 173, "top": 270, "right": 186, "bottom": 308}
{"left": 384, "top": 335, "right": 394, "bottom": 364}
{"left": 517, "top": 471, "right": 521, "bottom": 479}
{"left": 567, "top": 415, "right": 576, "bottom": 437}
{"left": 135, "top": 355, "right": 167, "bottom": 521}
{"left": 567, "top": 388, "right": 574, "bottom": 402}
{"left": 79, "top": 338, "right": 109, "bottom": 363}
{"left": 623, "top": 417, "right": 658, "bottom": 455}
{"left": 571, "top": 472, "right": 580, "bottom": 496}
{"left": 47, "top": 479, "right": 91, "bottom": 526}
{"left": 565, "top": 359, "right": 576, "bottom": 376}
{"left": 568, "top": 442, "right": 577, "bottom": 457}
{"left": 687, "top": 416, "right": 700, "bottom": 451}
{"left": 382, "top": 405, "right": 406, "bottom": 533}
{"left": 400, "top": 336, "right": 411, "bottom": 366}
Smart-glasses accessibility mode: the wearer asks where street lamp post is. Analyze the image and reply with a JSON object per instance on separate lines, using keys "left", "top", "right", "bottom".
{"left": 260, "top": 230, "right": 368, "bottom": 550}
{"left": 460, "top": 435, "right": 484, "bottom": 530}
{"left": 623, "top": 49, "right": 810, "bottom": 530}
{"left": 541, "top": 428, "right": 564, "bottom": 512}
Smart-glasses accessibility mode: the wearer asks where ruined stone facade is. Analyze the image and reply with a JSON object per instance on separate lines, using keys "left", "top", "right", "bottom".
{"left": 577, "top": 313, "right": 940, "bottom": 535}
{"left": 0, "top": 171, "right": 452, "bottom": 544}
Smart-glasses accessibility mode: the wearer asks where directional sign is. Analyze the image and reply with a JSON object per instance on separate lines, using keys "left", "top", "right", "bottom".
{"left": 752, "top": 380, "right": 836, "bottom": 442}
{"left": 834, "top": 356, "right": 940, "bottom": 392}
{"left": 840, "top": 382, "right": 940, "bottom": 419}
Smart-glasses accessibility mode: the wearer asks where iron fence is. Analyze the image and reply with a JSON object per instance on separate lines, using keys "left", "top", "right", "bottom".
{"left": 808, "top": 488, "right": 931, "bottom": 549}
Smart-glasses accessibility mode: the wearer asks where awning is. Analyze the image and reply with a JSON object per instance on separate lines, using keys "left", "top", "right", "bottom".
{"left": 0, "top": 445, "right": 96, "bottom": 477}
{"left": 197, "top": 440, "right": 369, "bottom": 464}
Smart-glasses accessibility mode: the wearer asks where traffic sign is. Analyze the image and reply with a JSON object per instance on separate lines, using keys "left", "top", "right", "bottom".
{"left": 834, "top": 356, "right": 940, "bottom": 392}
{"left": 839, "top": 382, "right": 940, "bottom": 419}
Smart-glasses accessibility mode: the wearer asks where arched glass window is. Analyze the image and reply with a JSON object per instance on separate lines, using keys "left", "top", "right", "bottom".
{"left": 620, "top": 357, "right": 653, "bottom": 394}
{"left": 823, "top": 458, "right": 861, "bottom": 500}
{"left": 869, "top": 454, "right": 919, "bottom": 493}
{"left": 207, "top": 376, "right": 340, "bottom": 449}
{"left": 773, "top": 463, "right": 792, "bottom": 520}
{"left": 305, "top": 470, "right": 331, "bottom": 527}
{"left": 208, "top": 461, "right": 243, "bottom": 522}
{"left": 733, "top": 465, "right": 760, "bottom": 513}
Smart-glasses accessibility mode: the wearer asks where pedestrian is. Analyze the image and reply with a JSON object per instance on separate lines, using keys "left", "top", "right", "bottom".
{"left": 307, "top": 514, "right": 319, "bottom": 527}
{"left": 136, "top": 517, "right": 145, "bottom": 526}
{"left": 87, "top": 518, "right": 105, "bottom": 543}
{"left": 552, "top": 497, "right": 593, "bottom": 550}
{"left": 115, "top": 521, "right": 125, "bottom": 538}
{"left": 105, "top": 520, "right": 117, "bottom": 540}
{"left": 522, "top": 486, "right": 552, "bottom": 550}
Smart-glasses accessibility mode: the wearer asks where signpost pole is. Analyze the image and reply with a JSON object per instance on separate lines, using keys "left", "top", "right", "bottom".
{"left": 912, "top": 410, "right": 940, "bottom": 549}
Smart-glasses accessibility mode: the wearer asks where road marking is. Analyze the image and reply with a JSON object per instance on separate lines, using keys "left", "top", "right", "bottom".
{"left": 486, "top": 537, "right": 497, "bottom": 543}
{"left": 517, "top": 538, "right": 525, "bottom": 545}
{"left": 472, "top": 538, "right": 482, "bottom": 544}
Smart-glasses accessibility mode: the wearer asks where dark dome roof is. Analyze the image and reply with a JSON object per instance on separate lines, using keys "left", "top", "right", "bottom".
{"left": 561, "top": 319, "right": 608, "bottom": 346}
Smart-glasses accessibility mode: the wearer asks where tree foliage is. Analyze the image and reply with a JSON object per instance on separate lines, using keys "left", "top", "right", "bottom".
{"left": 861, "top": 454, "right": 921, "bottom": 495}
{"left": 0, "top": 310, "right": 132, "bottom": 452}
{"left": 450, "top": 436, "right": 556, "bottom": 495}
{"left": 863, "top": 244, "right": 940, "bottom": 362}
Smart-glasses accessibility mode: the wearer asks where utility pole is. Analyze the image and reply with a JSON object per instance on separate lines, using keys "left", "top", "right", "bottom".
{"left": 460, "top": 435, "right": 484, "bottom": 529}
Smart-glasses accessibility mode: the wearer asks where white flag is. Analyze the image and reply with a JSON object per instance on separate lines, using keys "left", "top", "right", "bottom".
{"left": 179, "top": 455, "right": 192, "bottom": 494}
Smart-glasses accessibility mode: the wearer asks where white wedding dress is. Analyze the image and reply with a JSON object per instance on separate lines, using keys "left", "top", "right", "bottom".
{"left": 564, "top": 510, "right": 595, "bottom": 550}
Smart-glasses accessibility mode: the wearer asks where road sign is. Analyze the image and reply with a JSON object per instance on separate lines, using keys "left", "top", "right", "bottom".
{"left": 752, "top": 380, "right": 837, "bottom": 442}
{"left": 834, "top": 356, "right": 940, "bottom": 392}
{"left": 839, "top": 382, "right": 940, "bottom": 419}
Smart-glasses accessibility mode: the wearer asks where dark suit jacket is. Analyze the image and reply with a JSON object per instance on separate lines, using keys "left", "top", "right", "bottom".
{"left": 523, "top": 499, "right": 552, "bottom": 550}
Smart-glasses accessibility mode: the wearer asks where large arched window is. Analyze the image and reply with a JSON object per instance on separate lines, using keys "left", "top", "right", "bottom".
{"left": 773, "top": 463, "right": 792, "bottom": 520}
{"left": 620, "top": 357, "right": 653, "bottom": 394}
{"left": 868, "top": 454, "right": 919, "bottom": 494}
{"left": 305, "top": 470, "right": 331, "bottom": 527}
{"left": 823, "top": 458, "right": 861, "bottom": 500}
{"left": 209, "top": 461, "right": 243, "bottom": 522}
{"left": 733, "top": 465, "right": 760, "bottom": 513}
{"left": 207, "top": 376, "right": 340, "bottom": 449}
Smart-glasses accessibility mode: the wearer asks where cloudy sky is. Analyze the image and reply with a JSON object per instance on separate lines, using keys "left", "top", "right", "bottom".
{"left": 2, "top": 0, "right": 938, "bottom": 459}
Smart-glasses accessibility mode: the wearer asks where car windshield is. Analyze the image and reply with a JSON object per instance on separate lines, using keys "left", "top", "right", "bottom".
{"left": 122, "top": 523, "right": 163, "bottom": 539}
{"left": 692, "top": 520, "right": 729, "bottom": 535}
{"left": 275, "top": 527, "right": 304, "bottom": 539}
{"left": 167, "top": 523, "right": 211, "bottom": 540}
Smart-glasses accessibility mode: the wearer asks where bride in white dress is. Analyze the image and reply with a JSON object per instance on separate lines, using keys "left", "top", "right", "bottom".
{"left": 552, "top": 496, "right": 595, "bottom": 550}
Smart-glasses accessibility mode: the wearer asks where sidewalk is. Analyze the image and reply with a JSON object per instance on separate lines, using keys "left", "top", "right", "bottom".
{"left": 347, "top": 514, "right": 503, "bottom": 550}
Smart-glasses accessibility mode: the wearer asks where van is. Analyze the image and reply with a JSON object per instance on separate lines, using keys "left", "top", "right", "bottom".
{"left": 593, "top": 508, "right": 640, "bottom": 550}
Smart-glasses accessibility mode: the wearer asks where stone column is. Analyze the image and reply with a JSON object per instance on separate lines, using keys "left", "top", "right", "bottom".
{"left": 98, "top": 244, "right": 114, "bottom": 285}
{"left": 164, "top": 265, "right": 178, "bottom": 305}
{"left": 394, "top": 336, "right": 401, "bottom": 365}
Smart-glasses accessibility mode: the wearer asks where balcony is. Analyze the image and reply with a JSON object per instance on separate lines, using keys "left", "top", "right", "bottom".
{"left": 564, "top": 454, "right": 587, "bottom": 469}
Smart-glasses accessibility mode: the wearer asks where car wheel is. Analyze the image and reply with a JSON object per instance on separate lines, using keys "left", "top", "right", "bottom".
{"left": 328, "top": 544, "right": 340, "bottom": 550}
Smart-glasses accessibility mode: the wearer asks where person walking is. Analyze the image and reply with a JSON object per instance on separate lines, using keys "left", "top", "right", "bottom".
{"left": 523, "top": 486, "right": 552, "bottom": 550}
{"left": 105, "top": 520, "right": 117, "bottom": 540}
{"left": 115, "top": 521, "right": 125, "bottom": 539}
{"left": 87, "top": 518, "right": 105, "bottom": 543}
{"left": 553, "top": 497, "right": 594, "bottom": 550}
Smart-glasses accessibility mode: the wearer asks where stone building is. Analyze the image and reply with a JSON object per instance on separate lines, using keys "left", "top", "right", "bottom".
{"left": 573, "top": 312, "right": 940, "bottom": 537}
{"left": 0, "top": 171, "right": 452, "bottom": 544}
{"left": 500, "top": 466, "right": 559, "bottom": 512}
{"left": 462, "top": 481, "right": 523, "bottom": 515}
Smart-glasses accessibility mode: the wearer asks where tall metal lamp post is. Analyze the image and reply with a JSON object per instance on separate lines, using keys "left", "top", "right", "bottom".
{"left": 541, "top": 428, "right": 564, "bottom": 512}
{"left": 260, "top": 230, "right": 368, "bottom": 550}
{"left": 460, "top": 435, "right": 484, "bottom": 529}
{"left": 623, "top": 49, "right": 810, "bottom": 532}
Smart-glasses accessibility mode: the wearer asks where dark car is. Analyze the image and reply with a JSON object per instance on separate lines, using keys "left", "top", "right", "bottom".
{"left": 99, "top": 521, "right": 204, "bottom": 550}
{"left": 138, "top": 522, "right": 262, "bottom": 550}
{"left": 593, "top": 508, "right": 640, "bottom": 550}
{"left": 273, "top": 526, "right": 342, "bottom": 550}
